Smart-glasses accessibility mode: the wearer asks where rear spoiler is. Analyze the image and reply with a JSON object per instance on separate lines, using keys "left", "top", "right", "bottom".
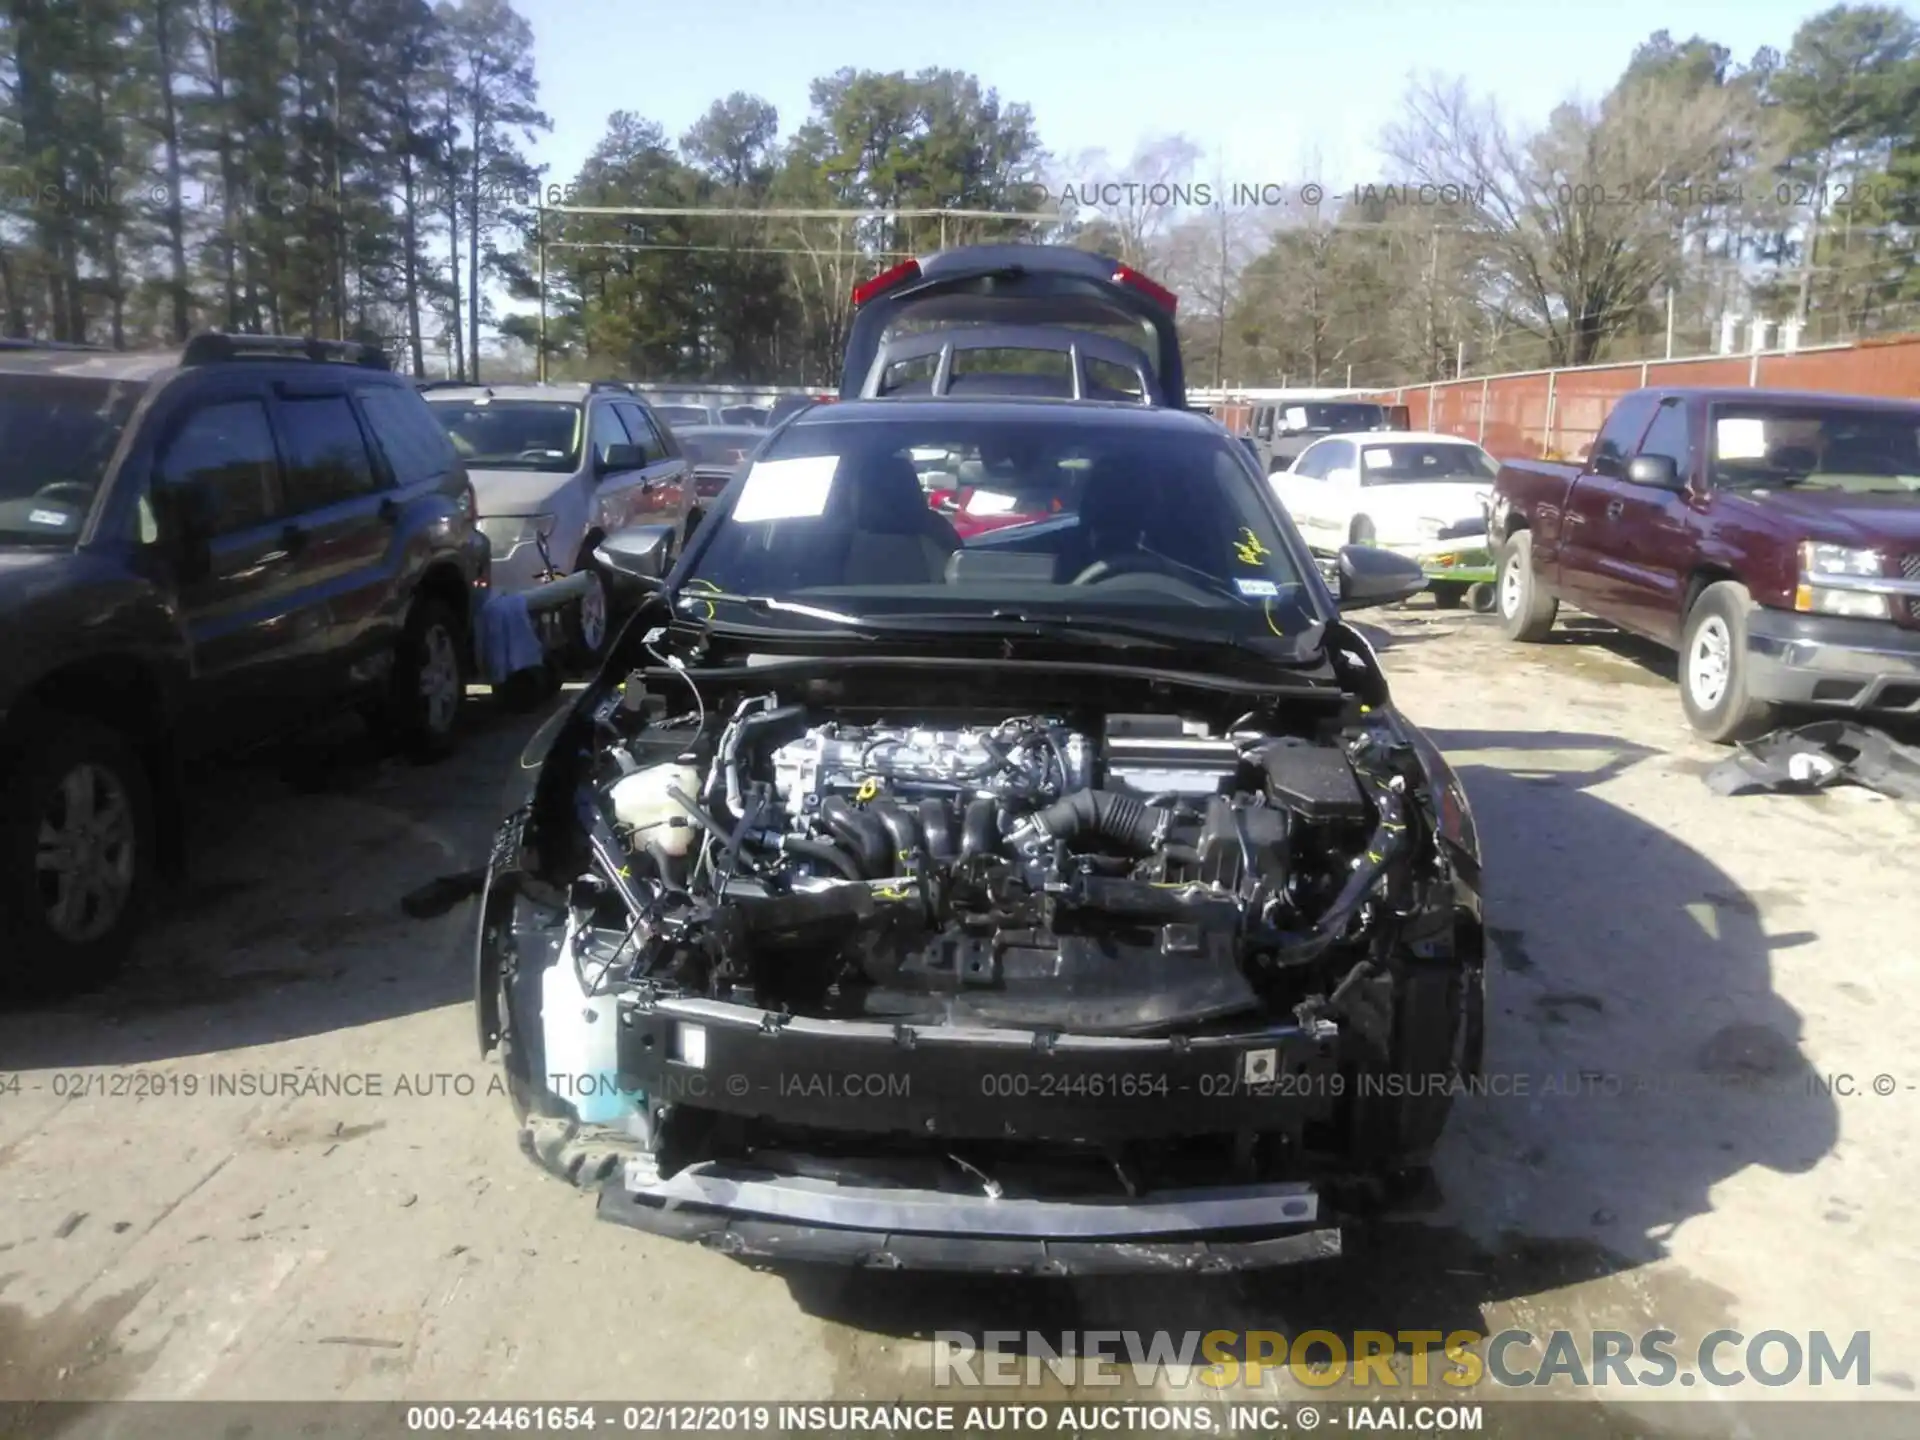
{"left": 841, "top": 245, "right": 1186, "bottom": 408}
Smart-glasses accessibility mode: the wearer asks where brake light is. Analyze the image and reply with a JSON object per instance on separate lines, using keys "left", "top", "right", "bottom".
{"left": 1112, "top": 264, "right": 1177, "bottom": 313}
{"left": 851, "top": 259, "right": 921, "bottom": 307}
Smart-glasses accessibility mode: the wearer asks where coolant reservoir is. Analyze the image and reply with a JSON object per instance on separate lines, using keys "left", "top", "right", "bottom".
{"left": 608, "top": 762, "right": 703, "bottom": 858}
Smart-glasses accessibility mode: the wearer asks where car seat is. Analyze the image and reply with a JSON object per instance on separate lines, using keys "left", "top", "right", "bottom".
{"left": 840, "top": 449, "right": 961, "bottom": 586}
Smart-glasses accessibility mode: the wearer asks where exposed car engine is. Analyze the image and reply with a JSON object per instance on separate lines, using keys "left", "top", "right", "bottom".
{"left": 548, "top": 677, "right": 1432, "bottom": 1031}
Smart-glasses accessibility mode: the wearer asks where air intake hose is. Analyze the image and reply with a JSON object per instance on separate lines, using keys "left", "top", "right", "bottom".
{"left": 1012, "top": 788, "right": 1171, "bottom": 856}
{"left": 818, "top": 796, "right": 892, "bottom": 878}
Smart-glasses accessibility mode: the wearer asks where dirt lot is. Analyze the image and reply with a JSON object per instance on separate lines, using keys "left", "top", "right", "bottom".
{"left": 3, "top": 604, "right": 1917, "bottom": 1433}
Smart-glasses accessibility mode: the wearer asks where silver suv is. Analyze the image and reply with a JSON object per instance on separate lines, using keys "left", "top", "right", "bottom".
{"left": 420, "top": 381, "right": 689, "bottom": 662}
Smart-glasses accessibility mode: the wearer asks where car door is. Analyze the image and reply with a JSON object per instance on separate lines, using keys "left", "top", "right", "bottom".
{"left": 266, "top": 382, "right": 400, "bottom": 693}
{"left": 1596, "top": 396, "right": 1700, "bottom": 643}
{"left": 1557, "top": 392, "right": 1660, "bottom": 615}
{"left": 1270, "top": 438, "right": 1326, "bottom": 535}
{"left": 352, "top": 382, "right": 467, "bottom": 668}
{"left": 152, "top": 386, "right": 323, "bottom": 749}
{"left": 615, "top": 400, "right": 693, "bottom": 528}
{"left": 580, "top": 398, "right": 647, "bottom": 537}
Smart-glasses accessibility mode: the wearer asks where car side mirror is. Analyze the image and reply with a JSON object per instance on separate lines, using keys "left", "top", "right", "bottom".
{"left": 1337, "top": 544, "right": 1426, "bottom": 611}
{"left": 1625, "top": 454, "right": 1681, "bottom": 489}
{"left": 594, "top": 523, "right": 675, "bottom": 593}
{"left": 597, "top": 442, "right": 645, "bottom": 476}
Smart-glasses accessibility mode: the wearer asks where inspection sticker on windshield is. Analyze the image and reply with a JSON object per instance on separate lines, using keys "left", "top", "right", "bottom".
{"left": 732, "top": 455, "right": 838, "bottom": 522}
{"left": 1363, "top": 448, "right": 1395, "bottom": 467}
{"left": 1235, "top": 578, "right": 1280, "bottom": 598}
{"left": 1716, "top": 418, "right": 1769, "bottom": 460}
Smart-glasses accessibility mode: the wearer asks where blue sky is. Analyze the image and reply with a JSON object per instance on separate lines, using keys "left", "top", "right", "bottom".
{"left": 517, "top": 0, "right": 1822, "bottom": 195}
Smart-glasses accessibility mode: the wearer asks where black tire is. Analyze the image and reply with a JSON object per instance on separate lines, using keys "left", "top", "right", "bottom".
{"left": 1431, "top": 581, "right": 1468, "bottom": 610}
{"left": 1466, "top": 581, "right": 1497, "bottom": 613}
{"left": 383, "top": 596, "right": 465, "bottom": 762}
{"left": 1678, "top": 581, "right": 1779, "bottom": 745}
{"left": 1496, "top": 530, "right": 1558, "bottom": 642}
{"left": 562, "top": 546, "right": 612, "bottom": 671}
{"left": 0, "top": 716, "right": 156, "bottom": 1002}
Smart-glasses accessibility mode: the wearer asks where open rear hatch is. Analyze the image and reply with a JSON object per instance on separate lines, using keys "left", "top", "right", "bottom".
{"left": 841, "top": 245, "right": 1186, "bottom": 408}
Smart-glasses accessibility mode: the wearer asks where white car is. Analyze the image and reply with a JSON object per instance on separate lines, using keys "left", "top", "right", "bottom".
{"left": 1270, "top": 431, "right": 1501, "bottom": 607}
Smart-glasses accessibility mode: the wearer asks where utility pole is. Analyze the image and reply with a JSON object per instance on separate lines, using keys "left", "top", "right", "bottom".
{"left": 1665, "top": 286, "right": 1675, "bottom": 359}
{"left": 536, "top": 203, "right": 547, "bottom": 383}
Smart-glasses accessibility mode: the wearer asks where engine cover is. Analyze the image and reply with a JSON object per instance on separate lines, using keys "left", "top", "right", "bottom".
{"left": 770, "top": 720, "right": 1092, "bottom": 818}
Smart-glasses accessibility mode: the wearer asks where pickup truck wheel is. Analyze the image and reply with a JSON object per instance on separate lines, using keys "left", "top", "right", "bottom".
{"left": 384, "top": 596, "right": 465, "bottom": 762}
{"left": 1496, "top": 531, "right": 1557, "bottom": 642}
{"left": 0, "top": 717, "right": 155, "bottom": 1000}
{"left": 1431, "top": 582, "right": 1468, "bottom": 610}
{"left": 1680, "top": 583, "right": 1779, "bottom": 744}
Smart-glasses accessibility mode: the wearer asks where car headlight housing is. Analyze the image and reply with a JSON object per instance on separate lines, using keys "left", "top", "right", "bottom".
{"left": 1796, "top": 542, "right": 1890, "bottom": 619}
{"left": 477, "top": 513, "right": 555, "bottom": 555}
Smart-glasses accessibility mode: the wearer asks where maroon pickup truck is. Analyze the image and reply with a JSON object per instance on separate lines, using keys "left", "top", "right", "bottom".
{"left": 1487, "top": 386, "right": 1920, "bottom": 742}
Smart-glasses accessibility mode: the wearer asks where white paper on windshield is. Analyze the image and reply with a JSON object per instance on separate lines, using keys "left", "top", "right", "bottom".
{"left": 1716, "top": 418, "right": 1769, "bottom": 460}
{"left": 1235, "top": 578, "right": 1280, "bottom": 598}
{"left": 732, "top": 455, "right": 838, "bottom": 522}
{"left": 1284, "top": 406, "right": 1308, "bottom": 429}
{"left": 966, "top": 490, "right": 1018, "bottom": 515}
{"left": 1363, "top": 448, "right": 1395, "bottom": 468}
{"left": 27, "top": 508, "right": 67, "bottom": 526}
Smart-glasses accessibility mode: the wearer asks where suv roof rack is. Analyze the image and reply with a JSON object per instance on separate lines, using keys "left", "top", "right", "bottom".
{"left": 179, "top": 331, "right": 391, "bottom": 370}
{"left": 588, "top": 379, "right": 633, "bottom": 393}
{"left": 417, "top": 378, "right": 486, "bottom": 391}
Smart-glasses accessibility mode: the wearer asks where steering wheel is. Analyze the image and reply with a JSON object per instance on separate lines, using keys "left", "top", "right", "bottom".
{"left": 33, "top": 482, "right": 92, "bottom": 505}
{"left": 1071, "top": 551, "right": 1242, "bottom": 600}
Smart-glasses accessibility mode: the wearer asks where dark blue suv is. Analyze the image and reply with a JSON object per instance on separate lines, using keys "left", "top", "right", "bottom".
{"left": 0, "top": 333, "right": 490, "bottom": 1000}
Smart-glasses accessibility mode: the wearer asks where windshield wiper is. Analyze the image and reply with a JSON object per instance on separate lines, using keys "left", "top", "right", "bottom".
{"left": 679, "top": 592, "right": 1314, "bottom": 661}
{"left": 675, "top": 590, "right": 875, "bottom": 628}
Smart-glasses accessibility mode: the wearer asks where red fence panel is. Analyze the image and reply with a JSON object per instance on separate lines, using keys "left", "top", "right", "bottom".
{"left": 1364, "top": 332, "right": 1920, "bottom": 460}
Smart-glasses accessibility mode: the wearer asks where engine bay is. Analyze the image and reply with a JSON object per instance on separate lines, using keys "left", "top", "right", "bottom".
{"left": 537, "top": 662, "right": 1441, "bottom": 1035}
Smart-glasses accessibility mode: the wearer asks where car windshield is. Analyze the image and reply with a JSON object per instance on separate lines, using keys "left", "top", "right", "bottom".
{"left": 0, "top": 374, "right": 145, "bottom": 545}
{"left": 1283, "top": 403, "right": 1387, "bottom": 433}
{"left": 1710, "top": 404, "right": 1920, "bottom": 495}
{"left": 678, "top": 431, "right": 760, "bottom": 468}
{"left": 1359, "top": 442, "right": 1498, "bottom": 484}
{"left": 678, "top": 412, "right": 1323, "bottom": 640}
{"left": 430, "top": 399, "right": 581, "bottom": 472}
{"left": 656, "top": 405, "right": 711, "bottom": 427}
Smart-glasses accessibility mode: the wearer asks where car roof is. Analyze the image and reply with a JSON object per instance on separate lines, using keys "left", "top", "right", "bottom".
{"left": 420, "top": 383, "right": 595, "bottom": 403}
{"left": 674, "top": 424, "right": 764, "bottom": 439}
{"left": 1640, "top": 385, "right": 1920, "bottom": 412}
{"left": 790, "top": 395, "right": 1222, "bottom": 435}
{"left": 1303, "top": 430, "right": 1487, "bottom": 447}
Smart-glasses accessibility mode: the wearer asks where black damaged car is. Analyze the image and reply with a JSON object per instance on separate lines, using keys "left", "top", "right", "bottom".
{"left": 473, "top": 394, "right": 1488, "bottom": 1274}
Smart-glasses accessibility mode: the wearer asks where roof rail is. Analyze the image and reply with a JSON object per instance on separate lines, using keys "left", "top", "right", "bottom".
{"left": 588, "top": 379, "right": 633, "bottom": 393}
{"left": 417, "top": 378, "right": 486, "bottom": 391}
{"left": 179, "top": 331, "right": 391, "bottom": 370}
{"left": 0, "top": 337, "right": 112, "bottom": 352}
